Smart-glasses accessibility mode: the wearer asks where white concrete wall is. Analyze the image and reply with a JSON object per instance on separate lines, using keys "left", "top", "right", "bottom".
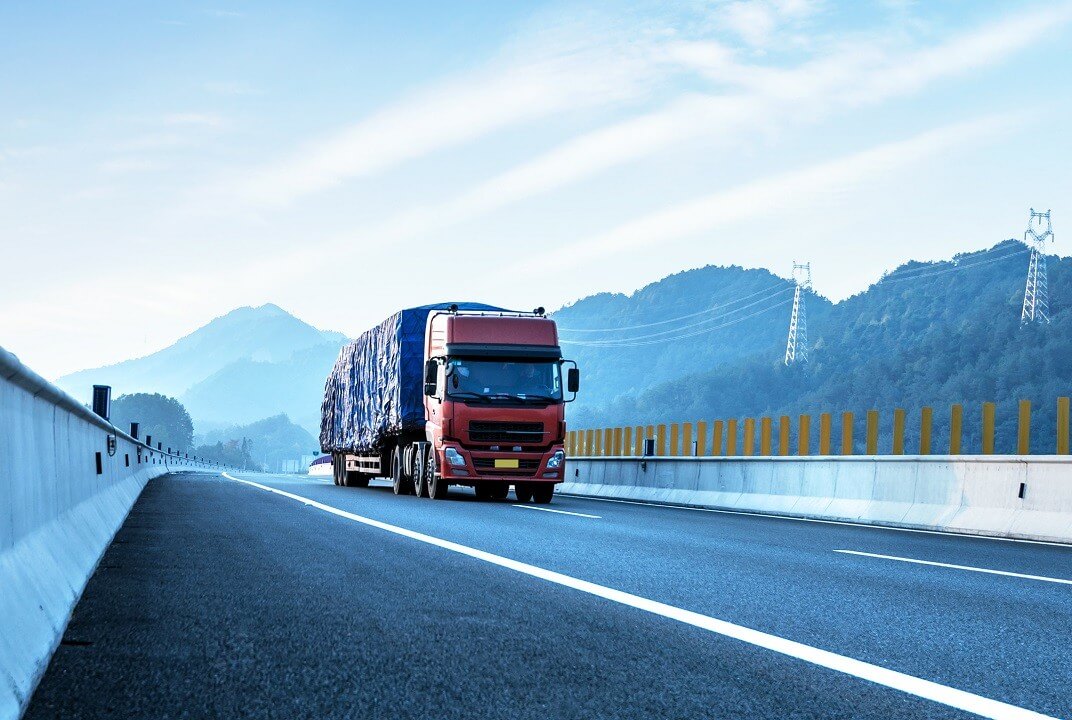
{"left": 0, "top": 346, "right": 222, "bottom": 720}
{"left": 560, "top": 455, "right": 1072, "bottom": 544}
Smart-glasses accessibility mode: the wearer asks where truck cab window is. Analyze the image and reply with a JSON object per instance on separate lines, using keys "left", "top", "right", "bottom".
{"left": 447, "top": 359, "right": 562, "bottom": 402}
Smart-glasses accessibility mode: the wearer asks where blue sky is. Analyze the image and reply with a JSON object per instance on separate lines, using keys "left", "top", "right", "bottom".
{"left": 2, "top": 1, "right": 1071, "bottom": 377}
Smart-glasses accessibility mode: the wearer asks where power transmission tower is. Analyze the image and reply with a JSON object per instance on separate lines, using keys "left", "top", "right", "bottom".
{"left": 1021, "top": 208, "right": 1054, "bottom": 325}
{"left": 784, "top": 261, "right": 812, "bottom": 365}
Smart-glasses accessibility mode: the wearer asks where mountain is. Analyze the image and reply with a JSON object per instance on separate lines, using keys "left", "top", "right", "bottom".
{"left": 56, "top": 304, "right": 346, "bottom": 435}
{"left": 554, "top": 264, "right": 833, "bottom": 413}
{"left": 195, "top": 414, "right": 318, "bottom": 473}
{"left": 571, "top": 240, "right": 1071, "bottom": 454}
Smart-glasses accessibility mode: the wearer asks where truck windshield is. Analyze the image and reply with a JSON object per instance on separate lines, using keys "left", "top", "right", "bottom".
{"left": 446, "top": 359, "right": 562, "bottom": 402}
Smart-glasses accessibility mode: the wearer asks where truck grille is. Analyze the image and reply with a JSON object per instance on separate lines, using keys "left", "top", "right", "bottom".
{"left": 468, "top": 421, "right": 544, "bottom": 444}
{"left": 473, "top": 457, "right": 541, "bottom": 475}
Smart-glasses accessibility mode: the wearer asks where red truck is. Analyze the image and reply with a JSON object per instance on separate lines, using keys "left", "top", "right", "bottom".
{"left": 321, "top": 304, "right": 579, "bottom": 503}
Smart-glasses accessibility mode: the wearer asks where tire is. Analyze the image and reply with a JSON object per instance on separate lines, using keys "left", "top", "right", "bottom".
{"left": 489, "top": 484, "right": 509, "bottom": 500}
{"left": 514, "top": 483, "right": 533, "bottom": 503}
{"left": 532, "top": 484, "right": 554, "bottom": 504}
{"left": 413, "top": 447, "right": 427, "bottom": 498}
{"left": 332, "top": 454, "right": 343, "bottom": 486}
{"left": 427, "top": 451, "right": 448, "bottom": 499}
{"left": 391, "top": 446, "right": 409, "bottom": 495}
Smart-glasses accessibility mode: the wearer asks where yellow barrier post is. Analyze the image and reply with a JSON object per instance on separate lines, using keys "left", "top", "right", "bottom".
{"left": 760, "top": 417, "right": 772, "bottom": 456}
{"left": 646, "top": 425, "right": 655, "bottom": 456}
{"left": 866, "top": 410, "right": 878, "bottom": 455}
{"left": 669, "top": 423, "right": 680, "bottom": 457}
{"left": 798, "top": 414, "right": 810, "bottom": 456}
{"left": 656, "top": 424, "right": 667, "bottom": 456}
{"left": 743, "top": 418, "right": 755, "bottom": 456}
{"left": 841, "top": 412, "right": 854, "bottom": 455}
{"left": 613, "top": 427, "right": 623, "bottom": 456}
{"left": 778, "top": 416, "right": 790, "bottom": 456}
{"left": 726, "top": 419, "right": 738, "bottom": 456}
{"left": 919, "top": 407, "right": 932, "bottom": 455}
{"left": 594, "top": 429, "right": 603, "bottom": 457}
{"left": 586, "top": 429, "right": 595, "bottom": 457}
{"left": 683, "top": 422, "right": 694, "bottom": 456}
{"left": 636, "top": 426, "right": 646, "bottom": 456}
{"left": 712, "top": 420, "right": 724, "bottom": 456}
{"left": 696, "top": 421, "right": 708, "bottom": 456}
{"left": 603, "top": 428, "right": 613, "bottom": 457}
{"left": 1058, "top": 397, "right": 1070, "bottom": 455}
{"left": 623, "top": 426, "right": 633, "bottom": 457}
{"left": 819, "top": 413, "right": 831, "bottom": 455}
{"left": 1018, "top": 400, "right": 1031, "bottom": 455}
{"left": 892, "top": 408, "right": 905, "bottom": 455}
{"left": 949, "top": 404, "right": 963, "bottom": 455}
{"left": 981, "top": 403, "right": 995, "bottom": 454}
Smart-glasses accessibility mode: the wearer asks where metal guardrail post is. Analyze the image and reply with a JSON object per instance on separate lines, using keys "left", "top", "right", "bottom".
{"left": 1058, "top": 397, "right": 1070, "bottom": 455}
{"left": 841, "top": 412, "right": 854, "bottom": 455}
{"left": 1018, "top": 400, "right": 1031, "bottom": 455}
{"left": 919, "top": 407, "right": 933, "bottom": 455}
{"left": 949, "top": 404, "right": 963, "bottom": 454}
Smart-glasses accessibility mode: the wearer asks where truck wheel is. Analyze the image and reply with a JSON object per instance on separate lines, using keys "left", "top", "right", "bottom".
{"left": 332, "top": 455, "right": 343, "bottom": 486}
{"left": 413, "top": 448, "right": 427, "bottom": 497}
{"left": 426, "top": 452, "right": 448, "bottom": 500}
{"left": 514, "top": 483, "right": 533, "bottom": 503}
{"left": 532, "top": 484, "right": 554, "bottom": 504}
{"left": 391, "top": 447, "right": 409, "bottom": 495}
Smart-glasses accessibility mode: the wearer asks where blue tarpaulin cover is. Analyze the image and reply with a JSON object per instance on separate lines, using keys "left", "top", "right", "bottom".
{"left": 320, "top": 303, "right": 504, "bottom": 454}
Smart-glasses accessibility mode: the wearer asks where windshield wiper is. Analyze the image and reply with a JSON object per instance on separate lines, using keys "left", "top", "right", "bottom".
{"left": 448, "top": 391, "right": 491, "bottom": 403}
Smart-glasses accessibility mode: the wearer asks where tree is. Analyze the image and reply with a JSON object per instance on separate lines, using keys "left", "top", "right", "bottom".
{"left": 111, "top": 393, "right": 194, "bottom": 452}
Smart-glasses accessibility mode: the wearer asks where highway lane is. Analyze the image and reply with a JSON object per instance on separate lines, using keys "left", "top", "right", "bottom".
{"left": 27, "top": 472, "right": 1071, "bottom": 719}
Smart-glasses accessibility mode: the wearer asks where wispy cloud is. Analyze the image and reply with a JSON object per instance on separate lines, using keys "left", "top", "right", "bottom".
{"left": 522, "top": 115, "right": 1015, "bottom": 272}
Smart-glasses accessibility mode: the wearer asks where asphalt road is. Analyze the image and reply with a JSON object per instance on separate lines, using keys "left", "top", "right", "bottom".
{"left": 27, "top": 472, "right": 1072, "bottom": 720}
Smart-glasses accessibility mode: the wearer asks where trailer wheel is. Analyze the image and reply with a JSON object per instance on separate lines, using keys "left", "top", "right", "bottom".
{"left": 413, "top": 447, "right": 427, "bottom": 497}
{"left": 332, "top": 454, "right": 343, "bottom": 486}
{"left": 532, "top": 484, "right": 554, "bottom": 504}
{"left": 391, "top": 446, "right": 409, "bottom": 495}
{"left": 426, "top": 451, "right": 448, "bottom": 500}
{"left": 514, "top": 483, "right": 533, "bottom": 503}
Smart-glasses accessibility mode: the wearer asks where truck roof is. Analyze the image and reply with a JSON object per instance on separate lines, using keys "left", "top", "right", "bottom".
{"left": 428, "top": 312, "right": 560, "bottom": 359}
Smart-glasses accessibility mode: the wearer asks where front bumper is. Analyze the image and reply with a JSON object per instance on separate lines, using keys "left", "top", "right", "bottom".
{"left": 437, "top": 444, "right": 565, "bottom": 483}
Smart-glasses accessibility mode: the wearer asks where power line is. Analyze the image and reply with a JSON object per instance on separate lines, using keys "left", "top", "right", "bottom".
{"left": 562, "top": 287, "right": 794, "bottom": 345}
{"left": 556, "top": 281, "right": 790, "bottom": 334}
{"left": 879, "top": 246, "right": 1027, "bottom": 284}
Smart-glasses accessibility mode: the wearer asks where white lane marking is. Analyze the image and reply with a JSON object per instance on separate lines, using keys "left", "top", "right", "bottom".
{"left": 835, "top": 550, "right": 1072, "bottom": 586}
{"left": 513, "top": 505, "right": 601, "bottom": 519}
{"left": 559, "top": 493, "right": 1072, "bottom": 548}
{"left": 222, "top": 473, "right": 1054, "bottom": 720}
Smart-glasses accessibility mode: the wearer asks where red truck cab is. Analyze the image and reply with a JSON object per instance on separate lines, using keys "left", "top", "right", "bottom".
{"left": 422, "top": 309, "right": 579, "bottom": 503}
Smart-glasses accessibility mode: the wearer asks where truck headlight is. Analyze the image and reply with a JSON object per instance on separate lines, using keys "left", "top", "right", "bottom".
{"left": 546, "top": 450, "right": 565, "bottom": 469}
{"left": 444, "top": 447, "right": 466, "bottom": 468}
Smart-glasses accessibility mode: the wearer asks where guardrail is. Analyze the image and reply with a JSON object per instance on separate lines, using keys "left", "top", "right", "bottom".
{"left": 0, "top": 344, "right": 239, "bottom": 720}
{"left": 568, "top": 398, "right": 1072, "bottom": 458}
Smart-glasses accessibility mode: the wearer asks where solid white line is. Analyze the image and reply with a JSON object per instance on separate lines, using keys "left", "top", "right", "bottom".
{"left": 222, "top": 473, "right": 1054, "bottom": 720}
{"left": 513, "top": 505, "right": 601, "bottom": 519}
{"left": 558, "top": 493, "right": 1072, "bottom": 548}
{"left": 835, "top": 550, "right": 1072, "bottom": 586}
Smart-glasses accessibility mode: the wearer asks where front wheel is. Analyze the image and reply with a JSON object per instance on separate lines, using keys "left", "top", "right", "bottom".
{"left": 514, "top": 483, "right": 533, "bottom": 503}
{"left": 532, "top": 484, "right": 554, "bottom": 504}
{"left": 426, "top": 451, "right": 448, "bottom": 500}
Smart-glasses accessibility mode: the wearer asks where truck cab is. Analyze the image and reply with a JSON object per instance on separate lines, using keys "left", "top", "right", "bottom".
{"left": 421, "top": 309, "right": 579, "bottom": 503}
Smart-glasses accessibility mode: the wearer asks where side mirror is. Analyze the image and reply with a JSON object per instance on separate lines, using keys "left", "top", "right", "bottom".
{"left": 567, "top": 367, "right": 580, "bottom": 393}
{"left": 424, "top": 359, "right": 438, "bottom": 397}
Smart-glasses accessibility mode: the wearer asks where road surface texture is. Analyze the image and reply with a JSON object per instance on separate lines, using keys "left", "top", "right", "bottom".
{"left": 27, "top": 472, "right": 1072, "bottom": 719}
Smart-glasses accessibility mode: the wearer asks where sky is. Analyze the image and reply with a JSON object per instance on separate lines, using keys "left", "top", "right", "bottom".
{"left": 2, "top": 0, "right": 1071, "bottom": 378}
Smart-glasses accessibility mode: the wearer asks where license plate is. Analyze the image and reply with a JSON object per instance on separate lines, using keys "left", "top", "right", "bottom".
{"left": 494, "top": 458, "right": 519, "bottom": 469}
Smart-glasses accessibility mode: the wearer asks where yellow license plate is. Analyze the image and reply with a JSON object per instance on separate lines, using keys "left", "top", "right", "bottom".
{"left": 494, "top": 458, "right": 519, "bottom": 469}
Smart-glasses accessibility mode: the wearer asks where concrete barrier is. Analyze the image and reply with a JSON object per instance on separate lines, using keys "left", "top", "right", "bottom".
{"left": 0, "top": 346, "right": 222, "bottom": 720}
{"left": 560, "top": 456, "right": 1072, "bottom": 544}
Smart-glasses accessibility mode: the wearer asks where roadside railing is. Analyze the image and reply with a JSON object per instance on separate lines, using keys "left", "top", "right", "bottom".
{"left": 568, "top": 398, "right": 1072, "bottom": 457}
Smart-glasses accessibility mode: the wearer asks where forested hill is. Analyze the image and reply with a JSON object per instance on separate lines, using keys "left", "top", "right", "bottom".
{"left": 564, "top": 240, "right": 1072, "bottom": 453}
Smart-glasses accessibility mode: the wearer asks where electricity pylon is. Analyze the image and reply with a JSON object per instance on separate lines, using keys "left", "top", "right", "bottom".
{"left": 784, "top": 261, "right": 812, "bottom": 365}
{"left": 1021, "top": 209, "right": 1054, "bottom": 325}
